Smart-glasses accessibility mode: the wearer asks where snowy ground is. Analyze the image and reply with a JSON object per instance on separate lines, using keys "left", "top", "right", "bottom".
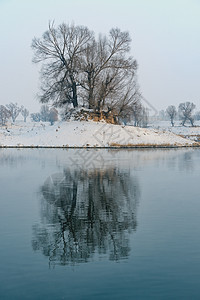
{"left": 149, "top": 120, "right": 200, "bottom": 141}
{"left": 0, "top": 120, "right": 199, "bottom": 148}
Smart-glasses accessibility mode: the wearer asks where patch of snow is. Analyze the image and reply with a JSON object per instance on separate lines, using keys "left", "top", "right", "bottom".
{"left": 0, "top": 120, "right": 199, "bottom": 147}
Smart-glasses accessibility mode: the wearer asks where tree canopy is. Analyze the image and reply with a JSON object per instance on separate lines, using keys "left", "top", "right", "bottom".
{"left": 32, "top": 22, "right": 140, "bottom": 121}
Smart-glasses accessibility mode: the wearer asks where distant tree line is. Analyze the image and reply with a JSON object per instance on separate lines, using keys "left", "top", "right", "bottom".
{"left": 31, "top": 22, "right": 148, "bottom": 126}
{"left": 0, "top": 103, "right": 58, "bottom": 126}
{"left": 0, "top": 103, "right": 29, "bottom": 126}
{"left": 31, "top": 105, "right": 58, "bottom": 125}
{"left": 158, "top": 101, "right": 198, "bottom": 127}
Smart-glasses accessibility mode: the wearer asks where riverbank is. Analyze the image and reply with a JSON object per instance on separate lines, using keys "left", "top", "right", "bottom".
{"left": 0, "top": 120, "right": 199, "bottom": 148}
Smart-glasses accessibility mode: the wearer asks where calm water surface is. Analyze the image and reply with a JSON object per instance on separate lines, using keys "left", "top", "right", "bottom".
{"left": 0, "top": 148, "right": 200, "bottom": 299}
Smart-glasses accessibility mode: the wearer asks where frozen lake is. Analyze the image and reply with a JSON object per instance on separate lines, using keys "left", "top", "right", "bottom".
{"left": 0, "top": 148, "right": 200, "bottom": 299}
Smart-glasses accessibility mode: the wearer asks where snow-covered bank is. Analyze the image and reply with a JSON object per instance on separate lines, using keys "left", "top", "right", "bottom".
{"left": 0, "top": 121, "right": 199, "bottom": 148}
{"left": 149, "top": 120, "right": 200, "bottom": 141}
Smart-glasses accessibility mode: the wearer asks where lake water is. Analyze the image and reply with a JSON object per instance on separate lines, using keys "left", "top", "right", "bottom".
{"left": 0, "top": 148, "right": 200, "bottom": 299}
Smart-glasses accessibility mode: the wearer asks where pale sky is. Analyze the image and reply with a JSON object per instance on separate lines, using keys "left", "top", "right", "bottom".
{"left": 0, "top": 0, "right": 200, "bottom": 113}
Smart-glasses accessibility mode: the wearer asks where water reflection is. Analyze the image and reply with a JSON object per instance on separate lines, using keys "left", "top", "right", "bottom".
{"left": 0, "top": 149, "right": 27, "bottom": 167}
{"left": 32, "top": 167, "right": 140, "bottom": 266}
{"left": 160, "top": 150, "right": 195, "bottom": 172}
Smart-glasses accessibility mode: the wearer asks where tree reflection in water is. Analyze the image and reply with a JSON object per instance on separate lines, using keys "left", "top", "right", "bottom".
{"left": 32, "top": 167, "right": 140, "bottom": 266}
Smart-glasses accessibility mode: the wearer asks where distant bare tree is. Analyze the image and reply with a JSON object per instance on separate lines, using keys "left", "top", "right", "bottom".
{"left": 21, "top": 106, "right": 29, "bottom": 122}
{"left": 194, "top": 111, "right": 200, "bottom": 121}
{"left": 158, "top": 110, "right": 167, "bottom": 121}
{"left": 49, "top": 108, "right": 58, "bottom": 125}
{"left": 178, "top": 102, "right": 195, "bottom": 126}
{"left": 40, "top": 105, "right": 50, "bottom": 122}
{"left": 30, "top": 106, "right": 58, "bottom": 125}
{"left": 166, "top": 105, "right": 177, "bottom": 126}
{"left": 31, "top": 113, "right": 41, "bottom": 122}
{"left": 131, "top": 100, "right": 143, "bottom": 126}
{"left": 128, "top": 99, "right": 148, "bottom": 127}
{"left": 139, "top": 107, "right": 149, "bottom": 127}
{"left": 6, "top": 102, "right": 21, "bottom": 122}
{"left": 0, "top": 105, "right": 11, "bottom": 126}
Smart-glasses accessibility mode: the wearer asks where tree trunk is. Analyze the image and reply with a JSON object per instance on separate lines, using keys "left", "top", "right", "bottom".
{"left": 182, "top": 117, "right": 187, "bottom": 126}
{"left": 88, "top": 88, "right": 94, "bottom": 109}
{"left": 88, "top": 71, "right": 95, "bottom": 109}
{"left": 72, "top": 82, "right": 78, "bottom": 108}
{"left": 189, "top": 118, "right": 194, "bottom": 126}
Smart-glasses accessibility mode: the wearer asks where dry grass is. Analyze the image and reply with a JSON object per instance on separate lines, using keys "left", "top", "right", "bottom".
{"left": 71, "top": 109, "right": 118, "bottom": 124}
{"left": 109, "top": 142, "right": 200, "bottom": 148}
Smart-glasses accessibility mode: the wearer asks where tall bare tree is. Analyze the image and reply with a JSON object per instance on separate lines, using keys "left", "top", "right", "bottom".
{"left": 129, "top": 98, "right": 149, "bottom": 127}
{"left": 6, "top": 102, "right": 21, "bottom": 123}
{"left": 80, "top": 28, "right": 138, "bottom": 113}
{"left": 40, "top": 105, "right": 50, "bottom": 122}
{"left": 178, "top": 102, "right": 195, "bottom": 126}
{"left": 166, "top": 105, "right": 177, "bottom": 126}
{"left": 32, "top": 22, "right": 140, "bottom": 121}
{"left": 49, "top": 107, "right": 58, "bottom": 125}
{"left": 32, "top": 22, "right": 93, "bottom": 109}
{"left": 21, "top": 106, "right": 29, "bottom": 122}
{"left": 0, "top": 105, "right": 11, "bottom": 126}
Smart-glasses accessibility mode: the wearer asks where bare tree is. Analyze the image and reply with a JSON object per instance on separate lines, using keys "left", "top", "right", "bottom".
{"left": 49, "top": 108, "right": 58, "bottom": 125}
{"left": 32, "top": 22, "right": 93, "bottom": 109}
{"left": 178, "top": 102, "right": 195, "bottom": 126}
{"left": 21, "top": 106, "right": 29, "bottom": 122}
{"left": 0, "top": 105, "right": 11, "bottom": 126}
{"left": 158, "top": 110, "right": 167, "bottom": 121}
{"left": 32, "top": 22, "right": 140, "bottom": 122}
{"left": 80, "top": 28, "right": 138, "bottom": 113}
{"left": 31, "top": 113, "right": 41, "bottom": 122}
{"left": 139, "top": 107, "right": 149, "bottom": 127}
{"left": 40, "top": 105, "right": 50, "bottom": 122}
{"left": 129, "top": 98, "right": 148, "bottom": 127}
{"left": 166, "top": 105, "right": 177, "bottom": 126}
{"left": 194, "top": 111, "right": 200, "bottom": 121}
{"left": 6, "top": 102, "right": 21, "bottom": 123}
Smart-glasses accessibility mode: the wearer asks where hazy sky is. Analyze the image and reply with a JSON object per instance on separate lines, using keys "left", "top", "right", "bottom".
{"left": 0, "top": 0, "right": 200, "bottom": 113}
